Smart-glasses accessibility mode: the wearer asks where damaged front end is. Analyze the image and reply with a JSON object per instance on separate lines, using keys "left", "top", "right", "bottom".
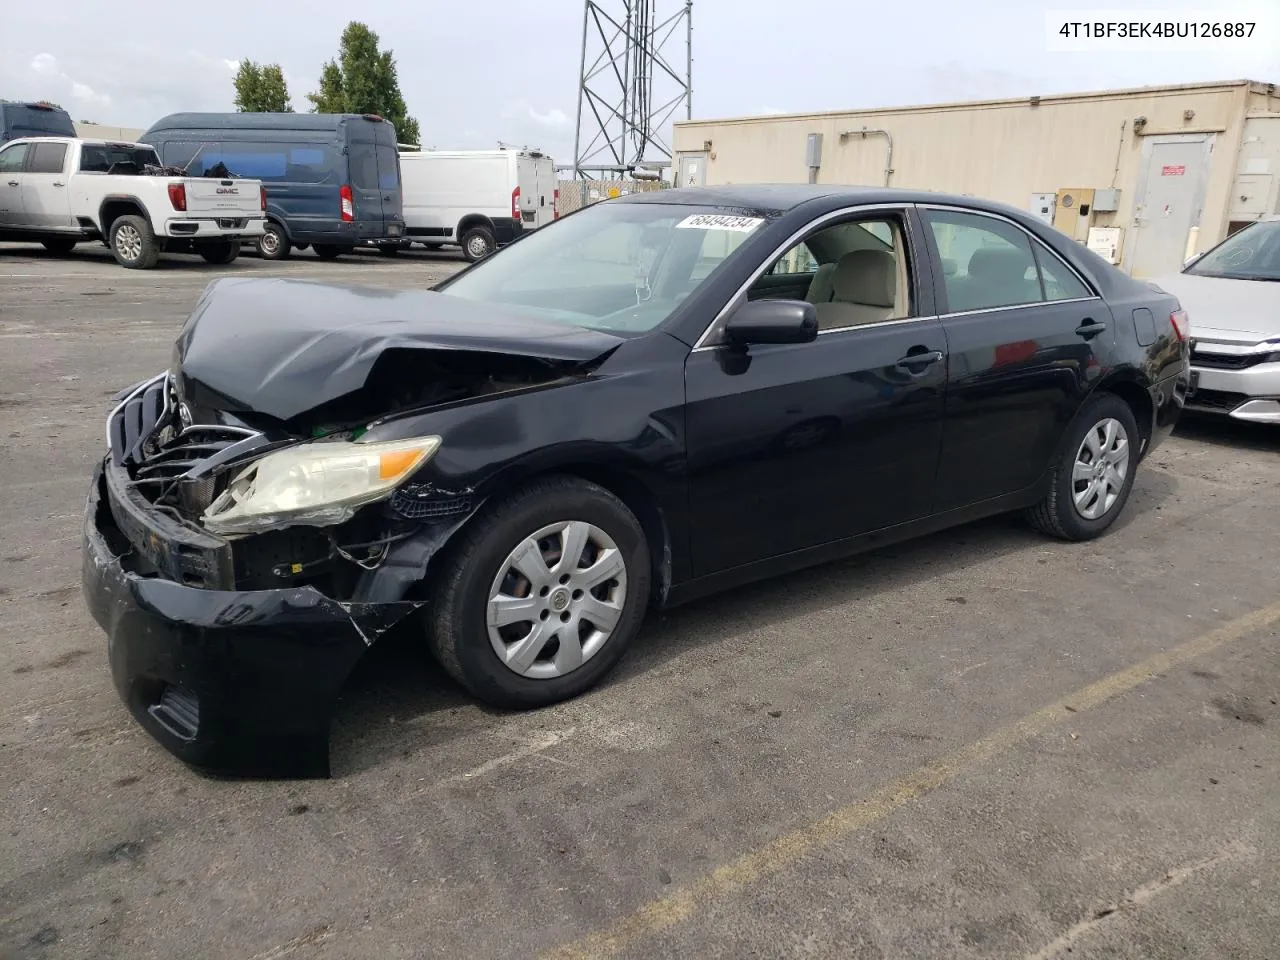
{"left": 84, "top": 374, "right": 461, "bottom": 777}
{"left": 83, "top": 279, "right": 622, "bottom": 777}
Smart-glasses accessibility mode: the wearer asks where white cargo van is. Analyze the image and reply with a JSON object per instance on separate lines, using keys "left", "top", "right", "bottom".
{"left": 398, "top": 148, "right": 557, "bottom": 260}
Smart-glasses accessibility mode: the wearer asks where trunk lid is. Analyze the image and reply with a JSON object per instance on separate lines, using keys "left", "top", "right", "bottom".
{"left": 183, "top": 177, "right": 264, "bottom": 217}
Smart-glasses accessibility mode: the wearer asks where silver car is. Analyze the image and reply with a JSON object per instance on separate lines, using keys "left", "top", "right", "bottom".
{"left": 1151, "top": 215, "right": 1280, "bottom": 424}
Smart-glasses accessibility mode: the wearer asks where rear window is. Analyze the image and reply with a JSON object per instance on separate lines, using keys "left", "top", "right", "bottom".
{"left": 78, "top": 144, "right": 160, "bottom": 173}
{"left": 2, "top": 104, "right": 75, "bottom": 138}
{"left": 376, "top": 144, "right": 400, "bottom": 191}
{"left": 349, "top": 143, "right": 380, "bottom": 190}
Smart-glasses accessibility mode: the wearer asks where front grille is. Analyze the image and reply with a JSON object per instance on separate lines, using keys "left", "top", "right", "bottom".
{"left": 1191, "top": 349, "right": 1279, "bottom": 371}
{"left": 1186, "top": 388, "right": 1248, "bottom": 413}
{"left": 106, "top": 373, "right": 262, "bottom": 515}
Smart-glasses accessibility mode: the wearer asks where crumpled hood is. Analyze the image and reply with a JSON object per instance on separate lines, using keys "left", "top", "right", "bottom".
{"left": 174, "top": 277, "right": 623, "bottom": 422}
{"left": 1148, "top": 271, "right": 1280, "bottom": 344}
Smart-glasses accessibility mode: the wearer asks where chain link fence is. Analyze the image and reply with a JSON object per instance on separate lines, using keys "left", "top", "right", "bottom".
{"left": 555, "top": 178, "right": 669, "bottom": 217}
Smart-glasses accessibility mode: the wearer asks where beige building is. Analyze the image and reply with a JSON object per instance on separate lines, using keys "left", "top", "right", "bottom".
{"left": 672, "top": 79, "right": 1280, "bottom": 277}
{"left": 73, "top": 122, "right": 145, "bottom": 142}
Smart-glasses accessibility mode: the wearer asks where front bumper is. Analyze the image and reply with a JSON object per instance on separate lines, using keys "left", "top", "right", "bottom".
{"left": 81, "top": 461, "right": 419, "bottom": 778}
{"left": 1186, "top": 351, "right": 1280, "bottom": 424}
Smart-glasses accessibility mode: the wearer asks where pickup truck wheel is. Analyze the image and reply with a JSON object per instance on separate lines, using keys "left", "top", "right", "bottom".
{"left": 257, "top": 222, "right": 291, "bottom": 260}
{"left": 312, "top": 244, "right": 348, "bottom": 260}
{"left": 461, "top": 226, "right": 497, "bottom": 262}
{"left": 199, "top": 242, "right": 239, "bottom": 265}
{"left": 42, "top": 239, "right": 78, "bottom": 256}
{"left": 427, "top": 476, "right": 651, "bottom": 709}
{"left": 109, "top": 216, "right": 160, "bottom": 269}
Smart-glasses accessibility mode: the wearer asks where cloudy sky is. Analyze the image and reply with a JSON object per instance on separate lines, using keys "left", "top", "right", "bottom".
{"left": 3, "top": 0, "right": 1277, "bottom": 164}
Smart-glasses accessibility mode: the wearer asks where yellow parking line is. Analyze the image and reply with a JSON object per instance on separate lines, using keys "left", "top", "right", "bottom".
{"left": 542, "top": 600, "right": 1280, "bottom": 960}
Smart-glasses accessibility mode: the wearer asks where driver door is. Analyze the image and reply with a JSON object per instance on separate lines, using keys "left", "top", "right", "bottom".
{"left": 683, "top": 206, "right": 947, "bottom": 577}
{"left": 0, "top": 142, "right": 29, "bottom": 225}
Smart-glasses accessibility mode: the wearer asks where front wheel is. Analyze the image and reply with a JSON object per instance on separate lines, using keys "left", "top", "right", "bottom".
{"left": 199, "top": 241, "right": 239, "bottom": 264}
{"left": 42, "top": 238, "right": 77, "bottom": 255}
{"left": 1026, "top": 393, "right": 1141, "bottom": 541}
{"left": 427, "top": 477, "right": 651, "bottom": 709}
{"left": 460, "top": 226, "right": 497, "bottom": 262}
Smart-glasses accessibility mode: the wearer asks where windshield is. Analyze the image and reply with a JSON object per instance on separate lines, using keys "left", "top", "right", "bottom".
{"left": 439, "top": 201, "right": 772, "bottom": 333}
{"left": 1187, "top": 220, "right": 1280, "bottom": 281}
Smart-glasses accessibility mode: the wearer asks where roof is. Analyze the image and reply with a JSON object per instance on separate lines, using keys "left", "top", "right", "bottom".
{"left": 675, "top": 78, "right": 1277, "bottom": 128}
{"left": 619, "top": 183, "right": 1033, "bottom": 218}
{"left": 143, "top": 112, "right": 393, "bottom": 134}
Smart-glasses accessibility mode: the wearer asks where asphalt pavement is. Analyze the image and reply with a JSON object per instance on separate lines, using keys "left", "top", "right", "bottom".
{"left": 2, "top": 240, "right": 1279, "bottom": 960}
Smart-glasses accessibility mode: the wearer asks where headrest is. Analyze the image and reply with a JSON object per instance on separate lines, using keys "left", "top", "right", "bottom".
{"left": 968, "top": 246, "right": 1031, "bottom": 285}
{"left": 831, "top": 249, "right": 896, "bottom": 307}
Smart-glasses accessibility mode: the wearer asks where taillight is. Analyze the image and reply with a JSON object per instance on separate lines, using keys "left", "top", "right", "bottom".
{"left": 512, "top": 186, "right": 520, "bottom": 219}
{"left": 167, "top": 183, "right": 186, "bottom": 211}
{"left": 260, "top": 185, "right": 268, "bottom": 211}
{"left": 340, "top": 184, "right": 354, "bottom": 222}
{"left": 1169, "top": 308, "right": 1189, "bottom": 343}
{"left": 553, "top": 188, "right": 559, "bottom": 219}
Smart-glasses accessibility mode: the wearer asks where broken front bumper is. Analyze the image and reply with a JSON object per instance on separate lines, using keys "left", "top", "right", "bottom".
{"left": 81, "top": 460, "right": 419, "bottom": 778}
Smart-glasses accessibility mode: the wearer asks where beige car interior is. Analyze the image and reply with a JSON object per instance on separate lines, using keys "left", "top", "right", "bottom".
{"left": 799, "top": 220, "right": 910, "bottom": 330}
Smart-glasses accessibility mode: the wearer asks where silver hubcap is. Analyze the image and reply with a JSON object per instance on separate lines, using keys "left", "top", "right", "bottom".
{"left": 468, "top": 236, "right": 489, "bottom": 257}
{"left": 486, "top": 520, "right": 628, "bottom": 679}
{"left": 260, "top": 230, "right": 279, "bottom": 255}
{"left": 1072, "top": 417, "right": 1129, "bottom": 520}
{"left": 115, "top": 224, "right": 142, "bottom": 261}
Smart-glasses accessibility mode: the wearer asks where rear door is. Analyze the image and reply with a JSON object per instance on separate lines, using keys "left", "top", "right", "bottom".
{"left": 0, "top": 141, "right": 30, "bottom": 225}
{"left": 534, "top": 157, "right": 556, "bottom": 227}
{"left": 373, "top": 122, "right": 403, "bottom": 238}
{"left": 921, "top": 205, "right": 1113, "bottom": 510}
{"left": 516, "top": 154, "right": 538, "bottom": 228}
{"left": 21, "top": 141, "right": 74, "bottom": 228}
{"left": 345, "top": 122, "right": 385, "bottom": 236}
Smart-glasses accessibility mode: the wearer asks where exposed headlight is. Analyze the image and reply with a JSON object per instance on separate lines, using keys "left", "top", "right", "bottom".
{"left": 202, "top": 436, "right": 441, "bottom": 534}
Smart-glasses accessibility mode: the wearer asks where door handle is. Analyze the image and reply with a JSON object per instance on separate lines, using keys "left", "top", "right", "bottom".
{"left": 52, "top": 181, "right": 65, "bottom": 187}
{"left": 5, "top": 180, "right": 17, "bottom": 187}
{"left": 1074, "top": 318, "right": 1107, "bottom": 339}
{"left": 896, "top": 348, "right": 944, "bottom": 370}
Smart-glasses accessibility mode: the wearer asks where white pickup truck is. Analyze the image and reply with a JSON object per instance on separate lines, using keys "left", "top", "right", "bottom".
{"left": 0, "top": 137, "right": 267, "bottom": 268}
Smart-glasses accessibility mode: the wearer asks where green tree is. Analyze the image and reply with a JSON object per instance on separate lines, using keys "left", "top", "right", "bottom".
{"left": 307, "top": 22, "right": 420, "bottom": 145}
{"left": 233, "top": 59, "right": 294, "bottom": 113}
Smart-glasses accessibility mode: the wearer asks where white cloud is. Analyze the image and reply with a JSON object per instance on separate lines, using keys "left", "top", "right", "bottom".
{"left": 24, "top": 52, "right": 110, "bottom": 110}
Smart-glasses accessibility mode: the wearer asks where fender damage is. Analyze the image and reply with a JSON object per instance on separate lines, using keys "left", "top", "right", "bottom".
{"left": 83, "top": 277, "right": 619, "bottom": 778}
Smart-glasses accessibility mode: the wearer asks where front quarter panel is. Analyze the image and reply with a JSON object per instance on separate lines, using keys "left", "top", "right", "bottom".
{"left": 358, "top": 332, "right": 693, "bottom": 583}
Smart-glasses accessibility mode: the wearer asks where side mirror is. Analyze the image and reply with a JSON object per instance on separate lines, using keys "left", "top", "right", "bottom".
{"left": 723, "top": 299, "right": 818, "bottom": 345}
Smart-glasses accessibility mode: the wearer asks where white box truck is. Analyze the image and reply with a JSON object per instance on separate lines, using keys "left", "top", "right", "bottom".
{"left": 398, "top": 148, "right": 557, "bottom": 260}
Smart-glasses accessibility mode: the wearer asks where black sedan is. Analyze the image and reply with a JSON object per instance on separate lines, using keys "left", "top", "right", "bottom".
{"left": 83, "top": 185, "right": 1191, "bottom": 777}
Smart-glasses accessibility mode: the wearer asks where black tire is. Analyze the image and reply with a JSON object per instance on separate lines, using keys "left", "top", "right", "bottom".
{"left": 42, "top": 238, "right": 77, "bottom": 255}
{"left": 199, "top": 241, "right": 239, "bottom": 265}
{"left": 460, "top": 225, "right": 497, "bottom": 262}
{"left": 257, "top": 222, "right": 291, "bottom": 260}
{"left": 1026, "top": 393, "right": 1141, "bottom": 541}
{"left": 427, "top": 476, "right": 651, "bottom": 709}
{"left": 377, "top": 243, "right": 399, "bottom": 257}
{"left": 313, "top": 244, "right": 353, "bottom": 260}
{"left": 295, "top": 243, "right": 310, "bottom": 252}
{"left": 109, "top": 215, "right": 160, "bottom": 269}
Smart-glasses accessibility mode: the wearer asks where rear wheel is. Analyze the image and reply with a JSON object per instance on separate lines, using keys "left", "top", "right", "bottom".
{"left": 427, "top": 476, "right": 651, "bottom": 709}
{"left": 256, "top": 222, "right": 291, "bottom": 260}
{"left": 109, "top": 215, "right": 160, "bottom": 269}
{"left": 1026, "top": 393, "right": 1140, "bottom": 541}
{"left": 377, "top": 243, "right": 400, "bottom": 257}
{"left": 199, "top": 241, "right": 239, "bottom": 264}
{"left": 460, "top": 225, "right": 497, "bottom": 262}
{"left": 313, "top": 244, "right": 351, "bottom": 260}
{"left": 41, "top": 238, "right": 77, "bottom": 255}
